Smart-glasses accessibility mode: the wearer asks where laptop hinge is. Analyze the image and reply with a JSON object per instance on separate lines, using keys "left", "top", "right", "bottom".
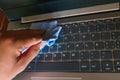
{"left": 21, "top": 2, "right": 120, "bottom": 23}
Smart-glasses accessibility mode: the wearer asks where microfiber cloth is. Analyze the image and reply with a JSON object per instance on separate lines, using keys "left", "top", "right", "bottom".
{"left": 30, "top": 21, "right": 62, "bottom": 46}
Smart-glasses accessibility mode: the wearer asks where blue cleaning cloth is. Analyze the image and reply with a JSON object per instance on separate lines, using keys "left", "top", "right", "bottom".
{"left": 30, "top": 21, "right": 62, "bottom": 46}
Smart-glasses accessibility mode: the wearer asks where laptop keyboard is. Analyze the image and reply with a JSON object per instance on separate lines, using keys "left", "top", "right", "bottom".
{"left": 25, "top": 17, "right": 120, "bottom": 72}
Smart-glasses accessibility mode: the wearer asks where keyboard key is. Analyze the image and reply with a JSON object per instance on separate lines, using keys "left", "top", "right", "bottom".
{"left": 102, "top": 61, "right": 113, "bottom": 72}
{"left": 105, "top": 19, "right": 115, "bottom": 31}
{"left": 50, "top": 45, "right": 57, "bottom": 52}
{"left": 67, "top": 24, "right": 74, "bottom": 34}
{"left": 91, "top": 61, "right": 101, "bottom": 72}
{"left": 73, "top": 34, "right": 81, "bottom": 42}
{"left": 96, "top": 24, "right": 106, "bottom": 32}
{"left": 88, "top": 21, "right": 96, "bottom": 32}
{"left": 105, "top": 41, "right": 115, "bottom": 49}
{"left": 71, "top": 52, "right": 79, "bottom": 60}
{"left": 63, "top": 35, "right": 73, "bottom": 42}
{"left": 116, "top": 23, "right": 120, "bottom": 30}
{"left": 75, "top": 43, "right": 84, "bottom": 50}
{"left": 95, "top": 41, "right": 104, "bottom": 50}
{"left": 80, "top": 51, "right": 89, "bottom": 60}
{"left": 45, "top": 53, "right": 52, "bottom": 60}
{"left": 88, "top": 25, "right": 96, "bottom": 32}
{"left": 58, "top": 44, "right": 66, "bottom": 52}
{"left": 106, "top": 24, "right": 116, "bottom": 31}
{"left": 42, "top": 46, "right": 49, "bottom": 52}
{"left": 36, "top": 61, "right": 79, "bottom": 72}
{"left": 61, "top": 24, "right": 70, "bottom": 35}
{"left": 101, "top": 51, "right": 112, "bottom": 60}
{"left": 116, "top": 41, "right": 120, "bottom": 49}
{"left": 80, "top": 61, "right": 90, "bottom": 72}
{"left": 101, "top": 32, "right": 110, "bottom": 40}
{"left": 53, "top": 53, "right": 61, "bottom": 60}
{"left": 37, "top": 54, "right": 44, "bottom": 61}
{"left": 96, "top": 20, "right": 106, "bottom": 32}
{"left": 113, "top": 50, "right": 120, "bottom": 59}
{"left": 62, "top": 52, "right": 70, "bottom": 60}
{"left": 112, "top": 32, "right": 120, "bottom": 40}
{"left": 79, "top": 22, "right": 88, "bottom": 33}
{"left": 85, "top": 42, "right": 94, "bottom": 50}
{"left": 69, "top": 23, "right": 80, "bottom": 33}
{"left": 114, "top": 61, "right": 120, "bottom": 72}
{"left": 81, "top": 33, "right": 90, "bottom": 41}
{"left": 90, "top": 51, "right": 100, "bottom": 60}
{"left": 67, "top": 43, "right": 74, "bottom": 51}
{"left": 91, "top": 33, "right": 101, "bottom": 41}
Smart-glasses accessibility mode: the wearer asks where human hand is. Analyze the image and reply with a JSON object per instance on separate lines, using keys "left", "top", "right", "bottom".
{"left": 0, "top": 29, "right": 46, "bottom": 80}
{"left": 0, "top": 19, "right": 62, "bottom": 80}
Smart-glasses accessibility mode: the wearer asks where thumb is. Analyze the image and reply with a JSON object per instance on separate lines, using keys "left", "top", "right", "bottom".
{"left": 17, "top": 42, "right": 46, "bottom": 68}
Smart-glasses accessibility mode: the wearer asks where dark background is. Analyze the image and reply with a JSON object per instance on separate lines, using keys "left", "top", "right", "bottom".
{"left": 0, "top": 0, "right": 119, "bottom": 20}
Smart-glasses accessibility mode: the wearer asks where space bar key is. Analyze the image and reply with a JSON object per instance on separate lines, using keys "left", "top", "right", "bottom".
{"left": 36, "top": 61, "right": 79, "bottom": 72}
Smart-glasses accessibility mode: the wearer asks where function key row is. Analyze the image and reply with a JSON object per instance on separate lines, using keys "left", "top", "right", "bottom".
{"left": 60, "top": 19, "right": 120, "bottom": 35}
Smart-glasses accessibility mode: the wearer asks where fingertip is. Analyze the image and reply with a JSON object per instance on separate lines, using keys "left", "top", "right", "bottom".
{"left": 39, "top": 41, "right": 46, "bottom": 49}
{"left": 31, "top": 41, "right": 46, "bottom": 51}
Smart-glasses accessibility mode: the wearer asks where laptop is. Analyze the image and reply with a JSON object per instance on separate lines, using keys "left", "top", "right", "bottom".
{"left": 8, "top": 0, "right": 120, "bottom": 80}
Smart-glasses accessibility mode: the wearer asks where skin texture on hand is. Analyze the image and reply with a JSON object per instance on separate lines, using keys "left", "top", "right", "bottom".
{"left": 0, "top": 29, "right": 46, "bottom": 80}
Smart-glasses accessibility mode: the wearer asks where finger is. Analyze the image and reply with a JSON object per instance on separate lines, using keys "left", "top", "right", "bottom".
{"left": 17, "top": 42, "right": 46, "bottom": 68}
{"left": 1, "top": 29, "right": 46, "bottom": 50}
{"left": 1, "top": 29, "right": 45, "bottom": 39}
